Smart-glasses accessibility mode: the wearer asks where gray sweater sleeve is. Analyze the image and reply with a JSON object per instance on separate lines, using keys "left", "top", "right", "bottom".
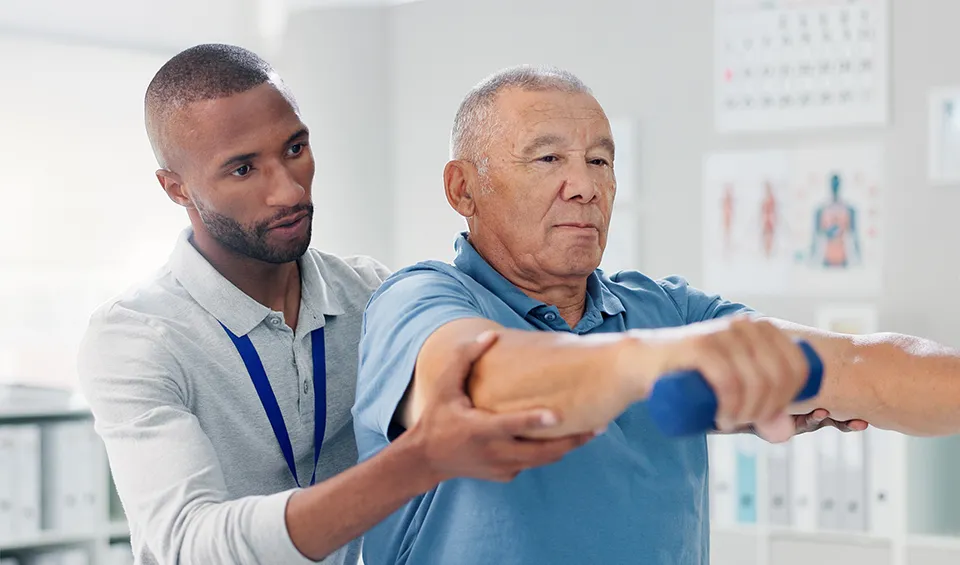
{"left": 77, "top": 307, "right": 319, "bottom": 565}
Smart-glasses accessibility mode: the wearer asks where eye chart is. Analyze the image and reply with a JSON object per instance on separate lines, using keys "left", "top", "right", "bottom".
{"left": 714, "top": 0, "right": 889, "bottom": 133}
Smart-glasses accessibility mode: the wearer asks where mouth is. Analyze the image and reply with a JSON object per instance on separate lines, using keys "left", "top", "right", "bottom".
{"left": 269, "top": 211, "right": 310, "bottom": 231}
{"left": 555, "top": 222, "right": 599, "bottom": 231}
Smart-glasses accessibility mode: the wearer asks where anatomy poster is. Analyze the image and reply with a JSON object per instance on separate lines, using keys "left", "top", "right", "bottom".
{"left": 703, "top": 144, "right": 883, "bottom": 296}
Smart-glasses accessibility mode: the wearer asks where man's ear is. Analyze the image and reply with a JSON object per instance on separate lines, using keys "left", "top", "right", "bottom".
{"left": 444, "top": 160, "right": 480, "bottom": 218}
{"left": 156, "top": 169, "right": 193, "bottom": 209}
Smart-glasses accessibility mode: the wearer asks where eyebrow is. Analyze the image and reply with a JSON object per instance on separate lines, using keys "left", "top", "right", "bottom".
{"left": 218, "top": 127, "right": 310, "bottom": 170}
{"left": 520, "top": 134, "right": 617, "bottom": 159}
{"left": 520, "top": 134, "right": 566, "bottom": 157}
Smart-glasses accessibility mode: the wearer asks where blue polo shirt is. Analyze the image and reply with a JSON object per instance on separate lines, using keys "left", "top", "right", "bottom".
{"left": 353, "top": 234, "right": 751, "bottom": 565}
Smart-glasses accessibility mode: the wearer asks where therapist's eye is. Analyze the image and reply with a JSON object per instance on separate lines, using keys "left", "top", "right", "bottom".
{"left": 232, "top": 164, "right": 253, "bottom": 177}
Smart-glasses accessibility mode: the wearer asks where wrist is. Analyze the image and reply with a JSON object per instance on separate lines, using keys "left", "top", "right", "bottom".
{"left": 614, "top": 330, "right": 665, "bottom": 401}
{"left": 385, "top": 423, "right": 444, "bottom": 495}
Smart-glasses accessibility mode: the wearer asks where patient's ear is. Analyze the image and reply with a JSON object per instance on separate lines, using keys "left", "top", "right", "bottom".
{"left": 444, "top": 160, "right": 479, "bottom": 218}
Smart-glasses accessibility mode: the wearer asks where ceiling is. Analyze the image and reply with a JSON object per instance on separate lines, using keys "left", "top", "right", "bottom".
{"left": 0, "top": 0, "right": 423, "bottom": 53}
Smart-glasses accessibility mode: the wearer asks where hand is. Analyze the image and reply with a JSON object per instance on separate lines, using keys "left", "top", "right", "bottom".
{"left": 792, "top": 408, "right": 869, "bottom": 435}
{"left": 645, "top": 316, "right": 810, "bottom": 442}
{"left": 408, "top": 331, "right": 596, "bottom": 485}
{"left": 721, "top": 409, "right": 869, "bottom": 441}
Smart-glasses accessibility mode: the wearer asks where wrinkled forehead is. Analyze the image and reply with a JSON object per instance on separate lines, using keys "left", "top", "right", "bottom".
{"left": 491, "top": 88, "right": 611, "bottom": 151}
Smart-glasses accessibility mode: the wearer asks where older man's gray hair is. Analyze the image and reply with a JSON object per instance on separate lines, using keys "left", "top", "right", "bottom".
{"left": 450, "top": 65, "right": 593, "bottom": 166}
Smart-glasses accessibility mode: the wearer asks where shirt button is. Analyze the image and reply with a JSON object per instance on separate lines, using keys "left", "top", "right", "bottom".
{"left": 270, "top": 316, "right": 281, "bottom": 326}
{"left": 303, "top": 380, "right": 309, "bottom": 394}
{"left": 544, "top": 312, "right": 557, "bottom": 322}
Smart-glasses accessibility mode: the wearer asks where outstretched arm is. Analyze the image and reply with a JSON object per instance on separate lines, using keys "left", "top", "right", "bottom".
{"left": 771, "top": 319, "right": 960, "bottom": 436}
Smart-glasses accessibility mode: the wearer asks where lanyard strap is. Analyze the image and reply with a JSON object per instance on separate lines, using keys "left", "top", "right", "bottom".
{"left": 221, "top": 323, "right": 327, "bottom": 488}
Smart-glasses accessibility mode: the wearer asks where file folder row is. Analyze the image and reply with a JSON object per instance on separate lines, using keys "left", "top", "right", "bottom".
{"left": 708, "top": 426, "right": 902, "bottom": 535}
{"left": 0, "top": 420, "right": 107, "bottom": 543}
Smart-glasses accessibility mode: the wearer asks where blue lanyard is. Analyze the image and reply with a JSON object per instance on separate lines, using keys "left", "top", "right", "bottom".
{"left": 221, "top": 323, "right": 327, "bottom": 488}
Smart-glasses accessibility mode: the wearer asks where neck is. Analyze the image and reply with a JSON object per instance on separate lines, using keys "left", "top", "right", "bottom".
{"left": 191, "top": 229, "right": 302, "bottom": 329}
{"left": 469, "top": 234, "right": 588, "bottom": 328}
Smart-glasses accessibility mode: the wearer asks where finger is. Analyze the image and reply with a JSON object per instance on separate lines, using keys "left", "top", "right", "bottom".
{"left": 692, "top": 343, "right": 742, "bottom": 431}
{"left": 753, "top": 413, "right": 795, "bottom": 443}
{"left": 483, "top": 408, "right": 561, "bottom": 438}
{"left": 500, "top": 434, "right": 595, "bottom": 467}
{"left": 751, "top": 321, "right": 806, "bottom": 421}
{"left": 832, "top": 419, "right": 869, "bottom": 432}
{"left": 435, "top": 331, "right": 500, "bottom": 399}
{"left": 717, "top": 321, "right": 769, "bottom": 425}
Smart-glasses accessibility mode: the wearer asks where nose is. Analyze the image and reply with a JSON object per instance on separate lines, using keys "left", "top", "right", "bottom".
{"left": 264, "top": 161, "right": 306, "bottom": 208}
{"left": 559, "top": 158, "right": 600, "bottom": 203}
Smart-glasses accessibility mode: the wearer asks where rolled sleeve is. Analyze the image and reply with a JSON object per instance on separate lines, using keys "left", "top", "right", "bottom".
{"left": 352, "top": 266, "right": 483, "bottom": 459}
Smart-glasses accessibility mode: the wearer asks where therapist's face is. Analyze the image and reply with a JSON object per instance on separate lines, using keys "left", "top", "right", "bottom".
{"left": 158, "top": 82, "right": 315, "bottom": 264}
{"left": 463, "top": 88, "right": 616, "bottom": 280}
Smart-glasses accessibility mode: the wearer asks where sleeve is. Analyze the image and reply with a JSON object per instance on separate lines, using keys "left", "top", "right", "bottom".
{"left": 77, "top": 308, "right": 319, "bottom": 565}
{"left": 657, "top": 275, "right": 757, "bottom": 324}
{"left": 352, "top": 268, "right": 484, "bottom": 459}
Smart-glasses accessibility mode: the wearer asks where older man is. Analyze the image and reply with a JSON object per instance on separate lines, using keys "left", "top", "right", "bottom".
{"left": 353, "top": 65, "right": 960, "bottom": 565}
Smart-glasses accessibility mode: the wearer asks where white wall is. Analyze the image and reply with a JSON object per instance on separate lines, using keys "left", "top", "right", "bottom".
{"left": 277, "top": 7, "right": 394, "bottom": 265}
{"left": 0, "top": 36, "right": 178, "bottom": 388}
{"left": 0, "top": 4, "right": 394, "bottom": 388}
{"left": 386, "top": 0, "right": 960, "bottom": 346}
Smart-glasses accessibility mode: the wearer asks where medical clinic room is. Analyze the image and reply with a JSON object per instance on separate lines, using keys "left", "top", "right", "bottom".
{"left": 2, "top": 0, "right": 960, "bottom": 564}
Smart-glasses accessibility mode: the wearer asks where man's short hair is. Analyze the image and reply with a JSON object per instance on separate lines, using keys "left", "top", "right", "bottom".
{"left": 450, "top": 65, "right": 592, "bottom": 163}
{"left": 144, "top": 43, "right": 295, "bottom": 168}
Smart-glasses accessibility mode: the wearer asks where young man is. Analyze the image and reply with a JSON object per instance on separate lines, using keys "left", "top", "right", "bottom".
{"left": 78, "top": 46, "right": 593, "bottom": 565}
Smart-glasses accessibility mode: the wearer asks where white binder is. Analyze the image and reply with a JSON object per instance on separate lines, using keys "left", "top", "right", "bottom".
{"left": 839, "top": 431, "right": 868, "bottom": 531}
{"left": 816, "top": 428, "right": 842, "bottom": 530}
{"left": 767, "top": 442, "right": 791, "bottom": 526}
{"left": 866, "top": 427, "right": 902, "bottom": 536}
{"left": 12, "top": 424, "right": 42, "bottom": 537}
{"left": 789, "top": 431, "right": 818, "bottom": 531}
{"left": 0, "top": 427, "right": 15, "bottom": 541}
{"left": 708, "top": 434, "right": 737, "bottom": 528}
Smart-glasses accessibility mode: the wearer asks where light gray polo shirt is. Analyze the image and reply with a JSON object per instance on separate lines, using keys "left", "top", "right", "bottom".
{"left": 78, "top": 228, "right": 391, "bottom": 565}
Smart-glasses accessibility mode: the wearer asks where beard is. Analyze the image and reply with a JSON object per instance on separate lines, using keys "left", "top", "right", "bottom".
{"left": 196, "top": 202, "right": 313, "bottom": 264}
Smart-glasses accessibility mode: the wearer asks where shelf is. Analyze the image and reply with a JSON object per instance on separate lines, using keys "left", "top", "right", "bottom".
{"left": 0, "top": 529, "right": 99, "bottom": 552}
{"left": 908, "top": 534, "right": 960, "bottom": 551}
{"left": 767, "top": 527, "right": 892, "bottom": 547}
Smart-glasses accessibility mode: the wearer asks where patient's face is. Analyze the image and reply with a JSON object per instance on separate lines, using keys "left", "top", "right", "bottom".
{"left": 472, "top": 88, "right": 616, "bottom": 280}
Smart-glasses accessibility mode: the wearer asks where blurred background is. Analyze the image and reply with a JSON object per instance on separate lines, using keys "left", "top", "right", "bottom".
{"left": 1, "top": 0, "right": 960, "bottom": 564}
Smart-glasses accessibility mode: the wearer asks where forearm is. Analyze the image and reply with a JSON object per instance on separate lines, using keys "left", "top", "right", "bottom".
{"left": 466, "top": 328, "right": 648, "bottom": 438}
{"left": 776, "top": 320, "right": 960, "bottom": 435}
{"left": 285, "top": 434, "right": 435, "bottom": 561}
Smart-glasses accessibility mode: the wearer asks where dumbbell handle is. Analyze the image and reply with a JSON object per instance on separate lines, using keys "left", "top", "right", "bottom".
{"left": 646, "top": 341, "right": 824, "bottom": 437}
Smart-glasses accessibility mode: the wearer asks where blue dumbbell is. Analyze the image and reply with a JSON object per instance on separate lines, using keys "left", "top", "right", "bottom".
{"left": 646, "top": 341, "right": 824, "bottom": 437}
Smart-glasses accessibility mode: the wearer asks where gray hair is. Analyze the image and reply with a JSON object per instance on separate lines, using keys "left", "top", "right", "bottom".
{"left": 450, "top": 65, "right": 592, "bottom": 164}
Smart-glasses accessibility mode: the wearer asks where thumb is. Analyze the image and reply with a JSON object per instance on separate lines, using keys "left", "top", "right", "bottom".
{"left": 434, "top": 330, "right": 499, "bottom": 399}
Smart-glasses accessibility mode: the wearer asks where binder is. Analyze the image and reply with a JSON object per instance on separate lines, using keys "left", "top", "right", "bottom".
{"left": 0, "top": 427, "right": 15, "bottom": 541}
{"left": 839, "top": 431, "right": 867, "bottom": 531}
{"left": 816, "top": 428, "right": 842, "bottom": 530}
{"left": 12, "top": 424, "right": 42, "bottom": 537}
{"left": 735, "top": 435, "right": 759, "bottom": 524}
{"left": 41, "top": 421, "right": 87, "bottom": 531}
{"left": 866, "top": 427, "right": 901, "bottom": 536}
{"left": 767, "top": 441, "right": 791, "bottom": 526}
{"left": 708, "top": 434, "right": 737, "bottom": 528}
{"left": 789, "top": 431, "right": 818, "bottom": 531}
